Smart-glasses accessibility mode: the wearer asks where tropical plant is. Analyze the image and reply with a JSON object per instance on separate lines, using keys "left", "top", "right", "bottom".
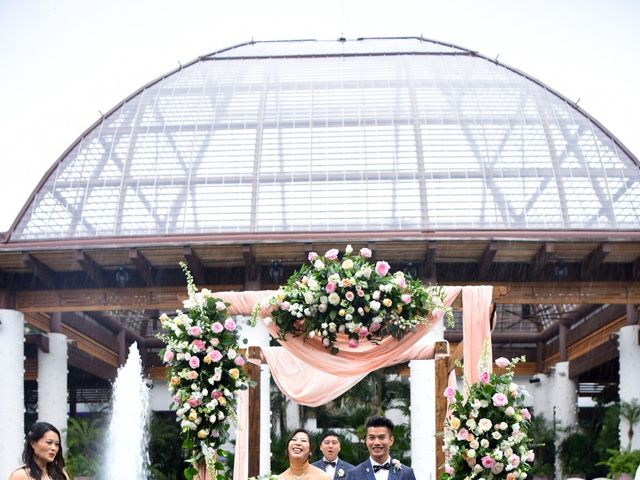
{"left": 148, "top": 412, "right": 186, "bottom": 480}
{"left": 598, "top": 448, "right": 640, "bottom": 478}
{"left": 620, "top": 399, "right": 640, "bottom": 450}
{"left": 527, "top": 416, "right": 555, "bottom": 478}
{"left": 558, "top": 430, "right": 597, "bottom": 477}
{"left": 253, "top": 244, "right": 452, "bottom": 353}
{"left": 65, "top": 415, "right": 105, "bottom": 478}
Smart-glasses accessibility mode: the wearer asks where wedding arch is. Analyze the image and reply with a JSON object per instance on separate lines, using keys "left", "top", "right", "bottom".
{"left": 211, "top": 286, "right": 494, "bottom": 479}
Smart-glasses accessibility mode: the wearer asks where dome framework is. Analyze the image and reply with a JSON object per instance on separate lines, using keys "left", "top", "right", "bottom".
{"left": 7, "top": 37, "right": 640, "bottom": 241}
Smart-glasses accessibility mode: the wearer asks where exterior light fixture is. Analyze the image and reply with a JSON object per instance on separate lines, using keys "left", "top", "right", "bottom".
{"left": 115, "top": 266, "right": 130, "bottom": 288}
{"left": 268, "top": 260, "right": 284, "bottom": 283}
{"left": 553, "top": 259, "right": 568, "bottom": 280}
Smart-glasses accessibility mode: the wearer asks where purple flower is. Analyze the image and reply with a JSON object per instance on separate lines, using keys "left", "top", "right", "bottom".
{"left": 479, "top": 371, "right": 490, "bottom": 384}
{"left": 443, "top": 386, "right": 456, "bottom": 399}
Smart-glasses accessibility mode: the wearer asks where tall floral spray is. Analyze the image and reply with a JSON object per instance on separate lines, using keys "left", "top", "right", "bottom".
{"left": 441, "top": 348, "right": 535, "bottom": 480}
{"left": 158, "top": 263, "right": 252, "bottom": 480}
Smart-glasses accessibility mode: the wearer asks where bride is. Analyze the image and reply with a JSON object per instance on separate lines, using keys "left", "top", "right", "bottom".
{"left": 278, "top": 429, "right": 330, "bottom": 480}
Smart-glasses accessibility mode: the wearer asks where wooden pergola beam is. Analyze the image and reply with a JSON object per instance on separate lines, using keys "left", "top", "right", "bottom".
{"left": 479, "top": 241, "right": 498, "bottom": 280}
{"left": 183, "top": 246, "right": 206, "bottom": 285}
{"left": 580, "top": 242, "right": 611, "bottom": 279}
{"left": 22, "top": 252, "right": 56, "bottom": 289}
{"left": 128, "top": 248, "right": 156, "bottom": 286}
{"left": 529, "top": 242, "right": 553, "bottom": 280}
{"left": 75, "top": 250, "right": 106, "bottom": 287}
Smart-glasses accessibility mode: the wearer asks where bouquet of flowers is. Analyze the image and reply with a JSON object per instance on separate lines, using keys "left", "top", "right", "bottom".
{"left": 441, "top": 355, "right": 535, "bottom": 480}
{"left": 253, "top": 245, "right": 452, "bottom": 353}
{"left": 158, "top": 263, "right": 252, "bottom": 480}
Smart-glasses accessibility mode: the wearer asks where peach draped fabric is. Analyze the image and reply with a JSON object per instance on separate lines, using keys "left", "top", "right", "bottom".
{"left": 214, "top": 285, "right": 493, "bottom": 479}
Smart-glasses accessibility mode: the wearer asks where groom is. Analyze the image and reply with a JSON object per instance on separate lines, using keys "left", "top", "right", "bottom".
{"left": 346, "top": 416, "right": 416, "bottom": 480}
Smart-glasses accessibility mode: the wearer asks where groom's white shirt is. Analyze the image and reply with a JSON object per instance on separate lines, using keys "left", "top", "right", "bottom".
{"left": 370, "top": 456, "right": 391, "bottom": 480}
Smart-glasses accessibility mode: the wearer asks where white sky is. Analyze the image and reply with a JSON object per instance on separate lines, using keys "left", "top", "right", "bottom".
{"left": 1, "top": 0, "right": 638, "bottom": 233}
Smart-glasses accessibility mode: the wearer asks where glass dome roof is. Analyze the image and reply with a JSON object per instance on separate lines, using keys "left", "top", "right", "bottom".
{"left": 9, "top": 37, "right": 640, "bottom": 241}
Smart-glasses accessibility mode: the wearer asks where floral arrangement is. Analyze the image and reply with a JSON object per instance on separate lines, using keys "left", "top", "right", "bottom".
{"left": 158, "top": 263, "right": 252, "bottom": 480}
{"left": 253, "top": 245, "right": 452, "bottom": 353}
{"left": 441, "top": 354, "right": 534, "bottom": 480}
{"left": 391, "top": 459, "right": 402, "bottom": 472}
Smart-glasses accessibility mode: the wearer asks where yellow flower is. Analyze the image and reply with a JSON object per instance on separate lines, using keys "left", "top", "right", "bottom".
{"left": 229, "top": 368, "right": 240, "bottom": 380}
{"left": 341, "top": 259, "right": 354, "bottom": 270}
{"left": 218, "top": 396, "right": 227, "bottom": 406}
{"left": 203, "top": 355, "right": 212, "bottom": 364}
{"left": 170, "top": 376, "right": 180, "bottom": 385}
{"left": 339, "top": 309, "right": 346, "bottom": 316}
{"left": 451, "top": 417, "right": 461, "bottom": 429}
{"left": 197, "top": 429, "right": 208, "bottom": 439}
{"left": 383, "top": 298, "right": 393, "bottom": 307}
{"left": 396, "top": 304, "right": 403, "bottom": 313}
{"left": 188, "top": 410, "right": 198, "bottom": 422}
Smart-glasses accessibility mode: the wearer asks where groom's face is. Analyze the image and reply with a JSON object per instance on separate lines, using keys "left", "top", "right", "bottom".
{"left": 365, "top": 426, "right": 394, "bottom": 464}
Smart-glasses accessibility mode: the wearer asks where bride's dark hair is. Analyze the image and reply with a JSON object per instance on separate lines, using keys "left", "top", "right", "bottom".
{"left": 23, "top": 422, "right": 67, "bottom": 480}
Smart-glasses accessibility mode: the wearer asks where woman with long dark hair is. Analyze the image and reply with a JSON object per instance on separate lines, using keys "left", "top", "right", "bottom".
{"left": 9, "top": 422, "right": 69, "bottom": 480}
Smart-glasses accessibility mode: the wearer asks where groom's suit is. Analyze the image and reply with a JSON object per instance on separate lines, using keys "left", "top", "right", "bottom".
{"left": 311, "top": 457, "right": 356, "bottom": 479}
{"left": 345, "top": 458, "right": 416, "bottom": 480}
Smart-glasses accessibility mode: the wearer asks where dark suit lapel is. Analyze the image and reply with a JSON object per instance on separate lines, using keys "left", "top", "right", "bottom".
{"left": 363, "top": 460, "right": 376, "bottom": 480}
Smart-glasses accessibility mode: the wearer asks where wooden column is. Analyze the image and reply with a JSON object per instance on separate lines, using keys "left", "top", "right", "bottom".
{"left": 626, "top": 304, "right": 639, "bottom": 325}
{"left": 246, "top": 347, "right": 262, "bottom": 477}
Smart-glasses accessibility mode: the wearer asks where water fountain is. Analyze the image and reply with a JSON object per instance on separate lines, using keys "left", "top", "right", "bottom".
{"left": 103, "top": 342, "right": 151, "bottom": 480}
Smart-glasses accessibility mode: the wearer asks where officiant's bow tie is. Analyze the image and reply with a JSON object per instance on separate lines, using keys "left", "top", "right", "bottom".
{"left": 324, "top": 460, "right": 336, "bottom": 468}
{"left": 373, "top": 463, "right": 390, "bottom": 472}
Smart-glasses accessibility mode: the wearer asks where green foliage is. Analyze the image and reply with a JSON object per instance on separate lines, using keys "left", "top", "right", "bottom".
{"left": 148, "top": 413, "right": 186, "bottom": 480}
{"left": 620, "top": 399, "right": 640, "bottom": 449}
{"left": 528, "top": 416, "right": 555, "bottom": 477}
{"left": 595, "top": 403, "right": 621, "bottom": 459}
{"left": 65, "top": 416, "right": 105, "bottom": 478}
{"left": 558, "top": 430, "right": 598, "bottom": 477}
{"left": 598, "top": 449, "right": 640, "bottom": 476}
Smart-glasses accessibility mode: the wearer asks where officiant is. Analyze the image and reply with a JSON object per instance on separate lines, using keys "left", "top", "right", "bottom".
{"left": 312, "top": 431, "right": 355, "bottom": 478}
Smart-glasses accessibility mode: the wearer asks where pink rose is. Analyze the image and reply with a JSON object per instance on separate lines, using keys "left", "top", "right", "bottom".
{"left": 187, "top": 370, "right": 198, "bottom": 380}
{"left": 209, "top": 350, "right": 223, "bottom": 362}
{"left": 163, "top": 350, "right": 175, "bottom": 362}
{"left": 212, "top": 390, "right": 222, "bottom": 399}
{"left": 345, "top": 291, "right": 355, "bottom": 301}
{"left": 188, "top": 325, "right": 203, "bottom": 337}
{"left": 401, "top": 294, "right": 412, "bottom": 304}
{"left": 495, "top": 357, "right": 510, "bottom": 368}
{"left": 348, "top": 338, "right": 359, "bottom": 348}
{"left": 212, "top": 322, "right": 224, "bottom": 333}
{"left": 396, "top": 277, "right": 407, "bottom": 289}
{"left": 187, "top": 397, "right": 201, "bottom": 407}
{"left": 325, "top": 249, "right": 339, "bottom": 260}
{"left": 358, "top": 326, "right": 369, "bottom": 337}
{"left": 492, "top": 392, "right": 508, "bottom": 407}
{"left": 456, "top": 428, "right": 469, "bottom": 441}
{"left": 326, "top": 282, "right": 336, "bottom": 293}
{"left": 359, "top": 248, "right": 372, "bottom": 258}
{"left": 375, "top": 261, "right": 390, "bottom": 276}
{"left": 189, "top": 356, "right": 200, "bottom": 369}
{"left": 308, "top": 251, "right": 318, "bottom": 261}
{"left": 443, "top": 386, "right": 456, "bottom": 399}
{"left": 370, "top": 322, "right": 381, "bottom": 332}
{"left": 444, "top": 465, "right": 454, "bottom": 475}
{"left": 356, "top": 287, "right": 364, "bottom": 297}
{"left": 215, "top": 301, "right": 226, "bottom": 311}
{"left": 224, "top": 318, "right": 236, "bottom": 331}
{"left": 234, "top": 356, "right": 245, "bottom": 366}
{"left": 479, "top": 371, "right": 490, "bottom": 384}
{"left": 192, "top": 339, "right": 205, "bottom": 352}
{"left": 432, "top": 308, "right": 445, "bottom": 322}
{"left": 322, "top": 337, "right": 331, "bottom": 347}
{"left": 481, "top": 456, "right": 495, "bottom": 469}
{"left": 526, "top": 450, "right": 535, "bottom": 462}
{"left": 507, "top": 454, "right": 520, "bottom": 468}
{"left": 521, "top": 408, "right": 531, "bottom": 420}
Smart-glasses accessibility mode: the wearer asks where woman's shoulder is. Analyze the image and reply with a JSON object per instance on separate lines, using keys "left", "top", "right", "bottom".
{"left": 8, "top": 467, "right": 30, "bottom": 480}
{"left": 308, "top": 464, "right": 331, "bottom": 479}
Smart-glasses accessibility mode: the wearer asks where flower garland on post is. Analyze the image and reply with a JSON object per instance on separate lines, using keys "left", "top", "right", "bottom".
{"left": 158, "top": 263, "right": 252, "bottom": 480}
{"left": 441, "top": 351, "right": 535, "bottom": 480}
{"left": 252, "top": 245, "right": 453, "bottom": 353}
